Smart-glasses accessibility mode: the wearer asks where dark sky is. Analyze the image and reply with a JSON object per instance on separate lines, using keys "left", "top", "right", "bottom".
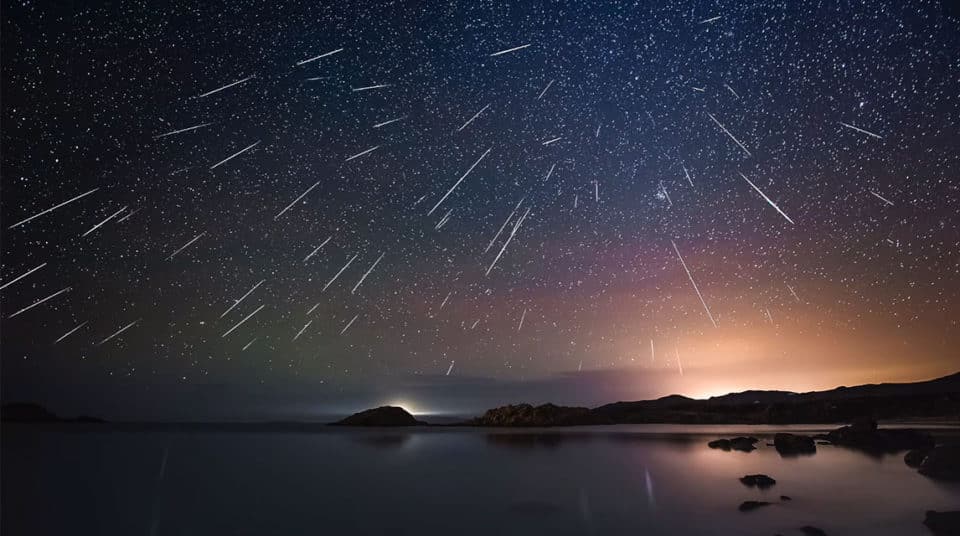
{"left": 2, "top": 1, "right": 958, "bottom": 420}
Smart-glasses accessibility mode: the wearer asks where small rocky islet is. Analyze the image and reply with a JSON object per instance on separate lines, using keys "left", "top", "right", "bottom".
{"left": 330, "top": 406, "right": 426, "bottom": 426}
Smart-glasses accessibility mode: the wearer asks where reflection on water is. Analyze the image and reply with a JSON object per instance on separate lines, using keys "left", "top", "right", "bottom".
{"left": 486, "top": 430, "right": 705, "bottom": 450}
{"left": 349, "top": 432, "right": 412, "bottom": 448}
{"left": 508, "top": 499, "right": 566, "bottom": 515}
{"left": 2, "top": 424, "right": 958, "bottom": 535}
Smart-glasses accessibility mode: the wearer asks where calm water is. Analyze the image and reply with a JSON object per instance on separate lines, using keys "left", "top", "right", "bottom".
{"left": 3, "top": 424, "right": 959, "bottom": 535}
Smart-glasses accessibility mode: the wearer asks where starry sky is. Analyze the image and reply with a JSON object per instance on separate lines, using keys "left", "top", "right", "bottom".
{"left": 1, "top": 1, "right": 958, "bottom": 420}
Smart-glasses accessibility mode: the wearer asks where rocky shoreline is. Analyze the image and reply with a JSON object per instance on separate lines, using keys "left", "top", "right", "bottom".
{"left": 705, "top": 420, "right": 959, "bottom": 535}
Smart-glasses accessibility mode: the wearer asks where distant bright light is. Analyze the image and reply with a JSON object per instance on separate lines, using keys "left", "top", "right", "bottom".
{"left": 685, "top": 388, "right": 733, "bottom": 400}
{"left": 383, "top": 399, "right": 458, "bottom": 416}
{"left": 386, "top": 399, "right": 423, "bottom": 415}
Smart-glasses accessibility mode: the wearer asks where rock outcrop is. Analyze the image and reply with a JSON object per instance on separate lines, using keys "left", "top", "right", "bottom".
{"left": 468, "top": 403, "right": 604, "bottom": 427}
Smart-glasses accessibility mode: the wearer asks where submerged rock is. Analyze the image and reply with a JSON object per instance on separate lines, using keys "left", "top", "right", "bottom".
{"left": 738, "top": 500, "right": 773, "bottom": 512}
{"left": 799, "top": 526, "right": 828, "bottom": 536}
{"left": 708, "top": 436, "right": 759, "bottom": 452}
{"left": 924, "top": 511, "right": 960, "bottom": 535}
{"left": 780, "top": 495, "right": 792, "bottom": 501}
{"left": 739, "top": 474, "right": 776, "bottom": 488}
{"left": 917, "top": 445, "right": 960, "bottom": 481}
{"left": 773, "top": 433, "right": 816, "bottom": 455}
{"left": 331, "top": 406, "right": 426, "bottom": 426}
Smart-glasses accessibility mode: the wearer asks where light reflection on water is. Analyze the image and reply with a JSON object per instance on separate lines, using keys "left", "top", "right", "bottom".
{"left": 3, "top": 424, "right": 958, "bottom": 535}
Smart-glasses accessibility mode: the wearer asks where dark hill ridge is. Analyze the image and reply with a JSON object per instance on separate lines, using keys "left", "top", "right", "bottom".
{"left": 593, "top": 371, "right": 960, "bottom": 425}
{"left": 799, "top": 372, "right": 960, "bottom": 400}
{"left": 706, "top": 390, "right": 796, "bottom": 406}
{"left": 467, "top": 372, "right": 960, "bottom": 426}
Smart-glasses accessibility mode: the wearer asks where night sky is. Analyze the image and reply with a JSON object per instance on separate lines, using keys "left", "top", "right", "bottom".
{"left": 2, "top": 1, "right": 958, "bottom": 420}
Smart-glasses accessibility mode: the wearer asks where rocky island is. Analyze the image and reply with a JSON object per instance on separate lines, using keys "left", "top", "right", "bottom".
{"left": 331, "top": 405, "right": 426, "bottom": 426}
{"left": 466, "top": 403, "right": 604, "bottom": 427}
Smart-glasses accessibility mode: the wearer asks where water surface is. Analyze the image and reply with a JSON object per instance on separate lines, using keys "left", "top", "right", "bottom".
{"left": 3, "top": 424, "right": 958, "bottom": 535}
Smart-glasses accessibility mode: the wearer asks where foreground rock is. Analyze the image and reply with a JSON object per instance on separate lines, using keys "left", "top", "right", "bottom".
{"left": 739, "top": 474, "right": 776, "bottom": 488}
{"left": 738, "top": 500, "right": 773, "bottom": 512}
{"left": 917, "top": 445, "right": 960, "bottom": 481}
{"left": 332, "top": 406, "right": 426, "bottom": 426}
{"left": 708, "top": 436, "right": 758, "bottom": 452}
{"left": 824, "top": 419, "right": 934, "bottom": 453}
{"left": 468, "top": 403, "right": 604, "bottom": 426}
{"left": 774, "top": 433, "right": 816, "bottom": 455}
{"left": 905, "top": 448, "right": 932, "bottom": 468}
{"left": 924, "top": 511, "right": 960, "bottom": 535}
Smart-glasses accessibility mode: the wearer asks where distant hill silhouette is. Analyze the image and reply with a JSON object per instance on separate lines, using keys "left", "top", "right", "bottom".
{"left": 460, "top": 372, "right": 960, "bottom": 426}
{"left": 706, "top": 390, "right": 797, "bottom": 406}
{"left": 1, "top": 402, "right": 105, "bottom": 423}
{"left": 592, "top": 372, "right": 960, "bottom": 425}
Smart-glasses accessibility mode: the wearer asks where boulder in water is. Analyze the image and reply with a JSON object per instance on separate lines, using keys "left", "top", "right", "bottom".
{"left": 825, "top": 420, "right": 934, "bottom": 453}
{"left": 774, "top": 433, "right": 817, "bottom": 455}
{"left": 739, "top": 474, "right": 776, "bottom": 488}
{"left": 904, "top": 448, "right": 931, "bottom": 468}
{"left": 708, "top": 436, "right": 758, "bottom": 452}
{"left": 738, "top": 500, "right": 773, "bottom": 512}
{"left": 918, "top": 445, "right": 960, "bottom": 481}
